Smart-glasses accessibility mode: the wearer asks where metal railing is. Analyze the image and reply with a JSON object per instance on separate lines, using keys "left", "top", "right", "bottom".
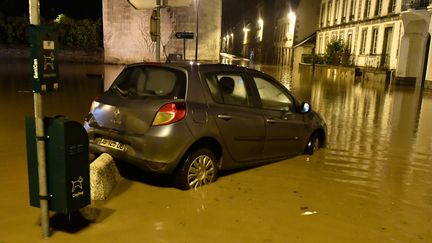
{"left": 402, "top": 0, "right": 431, "bottom": 11}
{"left": 364, "top": 54, "right": 390, "bottom": 69}
{"left": 301, "top": 53, "right": 389, "bottom": 70}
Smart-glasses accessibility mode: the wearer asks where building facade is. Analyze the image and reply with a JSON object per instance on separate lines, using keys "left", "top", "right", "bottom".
{"left": 221, "top": 0, "right": 276, "bottom": 64}
{"left": 103, "top": 0, "right": 221, "bottom": 64}
{"left": 317, "top": 0, "right": 432, "bottom": 87}
{"left": 274, "top": 0, "right": 320, "bottom": 65}
{"left": 221, "top": 0, "right": 319, "bottom": 64}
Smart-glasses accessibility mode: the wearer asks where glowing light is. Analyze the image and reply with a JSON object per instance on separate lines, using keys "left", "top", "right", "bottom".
{"left": 258, "top": 18, "right": 264, "bottom": 27}
{"left": 288, "top": 12, "right": 296, "bottom": 22}
{"left": 54, "top": 14, "right": 65, "bottom": 23}
{"left": 243, "top": 27, "right": 250, "bottom": 44}
{"left": 257, "top": 18, "right": 264, "bottom": 42}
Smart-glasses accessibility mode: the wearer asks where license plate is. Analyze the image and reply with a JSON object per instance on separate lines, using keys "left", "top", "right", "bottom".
{"left": 97, "top": 138, "right": 127, "bottom": 151}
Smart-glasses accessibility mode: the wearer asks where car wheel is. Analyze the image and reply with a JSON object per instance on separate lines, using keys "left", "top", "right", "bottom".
{"left": 174, "top": 148, "right": 218, "bottom": 190}
{"left": 305, "top": 133, "right": 320, "bottom": 155}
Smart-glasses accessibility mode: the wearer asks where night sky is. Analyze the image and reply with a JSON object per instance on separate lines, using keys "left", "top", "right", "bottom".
{"left": 222, "top": 0, "right": 258, "bottom": 29}
{"left": 0, "top": 0, "right": 102, "bottom": 19}
{"left": 1, "top": 0, "right": 260, "bottom": 22}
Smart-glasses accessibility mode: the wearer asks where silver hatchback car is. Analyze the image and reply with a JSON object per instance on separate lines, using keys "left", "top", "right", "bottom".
{"left": 84, "top": 63, "right": 326, "bottom": 189}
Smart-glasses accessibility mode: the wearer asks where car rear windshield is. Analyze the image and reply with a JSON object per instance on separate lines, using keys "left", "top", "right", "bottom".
{"left": 110, "top": 65, "right": 186, "bottom": 99}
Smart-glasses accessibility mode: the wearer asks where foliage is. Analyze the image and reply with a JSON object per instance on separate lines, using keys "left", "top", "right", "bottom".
{"left": 0, "top": 14, "right": 102, "bottom": 49}
{"left": 324, "top": 39, "right": 349, "bottom": 65}
{"left": 0, "top": 15, "right": 29, "bottom": 44}
{"left": 55, "top": 15, "right": 102, "bottom": 48}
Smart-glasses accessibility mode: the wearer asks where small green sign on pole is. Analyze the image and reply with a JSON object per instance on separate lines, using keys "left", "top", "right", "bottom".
{"left": 30, "top": 25, "right": 59, "bottom": 93}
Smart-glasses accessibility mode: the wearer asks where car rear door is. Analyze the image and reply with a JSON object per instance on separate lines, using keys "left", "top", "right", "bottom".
{"left": 200, "top": 67, "right": 265, "bottom": 163}
{"left": 248, "top": 72, "right": 308, "bottom": 159}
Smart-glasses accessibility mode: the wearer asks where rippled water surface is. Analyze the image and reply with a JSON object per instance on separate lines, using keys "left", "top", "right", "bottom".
{"left": 0, "top": 59, "right": 431, "bottom": 242}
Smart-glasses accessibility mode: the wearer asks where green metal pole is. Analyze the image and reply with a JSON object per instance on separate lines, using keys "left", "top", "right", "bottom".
{"left": 156, "top": 0, "right": 161, "bottom": 62}
{"left": 29, "top": 0, "right": 50, "bottom": 238}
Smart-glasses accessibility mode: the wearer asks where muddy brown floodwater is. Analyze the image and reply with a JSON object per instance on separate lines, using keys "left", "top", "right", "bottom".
{"left": 0, "top": 59, "right": 431, "bottom": 242}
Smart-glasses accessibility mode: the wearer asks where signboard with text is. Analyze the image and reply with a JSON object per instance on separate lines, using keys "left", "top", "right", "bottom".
{"left": 30, "top": 25, "right": 59, "bottom": 93}
{"left": 175, "top": 32, "right": 194, "bottom": 39}
{"left": 128, "top": 0, "right": 192, "bottom": 9}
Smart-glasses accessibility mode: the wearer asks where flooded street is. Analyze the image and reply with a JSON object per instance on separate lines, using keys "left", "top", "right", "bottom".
{"left": 1, "top": 59, "right": 431, "bottom": 242}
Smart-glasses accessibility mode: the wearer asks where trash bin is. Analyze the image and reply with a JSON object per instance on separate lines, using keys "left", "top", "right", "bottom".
{"left": 26, "top": 116, "right": 90, "bottom": 214}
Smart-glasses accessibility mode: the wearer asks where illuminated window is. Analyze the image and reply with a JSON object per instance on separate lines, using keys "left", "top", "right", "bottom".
{"left": 243, "top": 27, "right": 250, "bottom": 44}
{"left": 350, "top": 0, "right": 356, "bottom": 20}
{"left": 360, "top": 28, "right": 367, "bottom": 54}
{"left": 371, "top": 27, "right": 378, "bottom": 54}
{"left": 257, "top": 19, "right": 264, "bottom": 42}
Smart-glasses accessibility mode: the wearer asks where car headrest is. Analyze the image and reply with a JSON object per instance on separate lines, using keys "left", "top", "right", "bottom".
{"left": 219, "top": 76, "right": 235, "bottom": 94}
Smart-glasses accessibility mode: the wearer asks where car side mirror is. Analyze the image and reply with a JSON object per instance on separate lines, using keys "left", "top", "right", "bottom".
{"left": 300, "top": 102, "right": 311, "bottom": 113}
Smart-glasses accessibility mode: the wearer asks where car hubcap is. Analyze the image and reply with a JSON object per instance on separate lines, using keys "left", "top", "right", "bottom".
{"left": 187, "top": 155, "right": 215, "bottom": 189}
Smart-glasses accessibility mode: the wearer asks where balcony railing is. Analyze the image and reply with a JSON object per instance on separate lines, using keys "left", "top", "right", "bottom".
{"left": 402, "top": 0, "right": 431, "bottom": 11}
{"left": 364, "top": 54, "right": 390, "bottom": 69}
{"left": 301, "top": 54, "right": 390, "bottom": 69}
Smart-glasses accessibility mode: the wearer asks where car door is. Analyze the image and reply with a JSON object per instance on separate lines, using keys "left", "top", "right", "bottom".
{"left": 249, "top": 73, "right": 308, "bottom": 159}
{"left": 201, "top": 69, "right": 265, "bottom": 163}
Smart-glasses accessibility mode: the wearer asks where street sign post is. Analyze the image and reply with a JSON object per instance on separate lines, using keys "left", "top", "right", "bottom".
{"left": 29, "top": 0, "right": 50, "bottom": 238}
{"left": 30, "top": 25, "right": 59, "bottom": 93}
{"left": 175, "top": 32, "right": 194, "bottom": 60}
{"left": 175, "top": 31, "right": 194, "bottom": 39}
{"left": 127, "top": 0, "right": 193, "bottom": 61}
{"left": 128, "top": 0, "right": 191, "bottom": 8}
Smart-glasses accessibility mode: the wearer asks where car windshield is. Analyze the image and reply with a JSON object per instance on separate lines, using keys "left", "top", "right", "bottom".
{"left": 110, "top": 65, "right": 186, "bottom": 99}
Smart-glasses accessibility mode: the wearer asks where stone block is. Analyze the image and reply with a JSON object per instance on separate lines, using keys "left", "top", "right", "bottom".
{"left": 90, "top": 153, "right": 122, "bottom": 200}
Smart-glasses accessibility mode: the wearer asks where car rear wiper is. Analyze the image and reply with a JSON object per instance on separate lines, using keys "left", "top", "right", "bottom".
{"left": 110, "top": 84, "right": 128, "bottom": 97}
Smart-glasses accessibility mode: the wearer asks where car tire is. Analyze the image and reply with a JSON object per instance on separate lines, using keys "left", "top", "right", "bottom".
{"left": 174, "top": 148, "right": 218, "bottom": 190}
{"left": 305, "top": 133, "right": 320, "bottom": 155}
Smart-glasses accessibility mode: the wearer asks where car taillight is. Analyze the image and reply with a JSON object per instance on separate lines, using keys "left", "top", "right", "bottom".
{"left": 152, "top": 102, "right": 186, "bottom": 126}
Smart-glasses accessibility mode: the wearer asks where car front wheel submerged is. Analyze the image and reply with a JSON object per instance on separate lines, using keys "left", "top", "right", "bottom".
{"left": 174, "top": 148, "right": 218, "bottom": 190}
{"left": 305, "top": 133, "right": 320, "bottom": 155}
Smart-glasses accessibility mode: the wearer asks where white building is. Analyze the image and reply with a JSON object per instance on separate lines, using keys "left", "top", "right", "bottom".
{"left": 316, "top": 0, "right": 432, "bottom": 88}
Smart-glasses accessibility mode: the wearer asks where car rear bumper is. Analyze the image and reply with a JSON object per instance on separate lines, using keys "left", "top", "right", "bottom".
{"left": 85, "top": 122, "right": 194, "bottom": 174}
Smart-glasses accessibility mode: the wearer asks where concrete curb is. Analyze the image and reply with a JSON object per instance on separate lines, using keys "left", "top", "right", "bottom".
{"left": 90, "top": 153, "right": 122, "bottom": 200}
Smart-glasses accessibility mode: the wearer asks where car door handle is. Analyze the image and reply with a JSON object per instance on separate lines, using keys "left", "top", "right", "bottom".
{"left": 217, "top": 114, "right": 233, "bottom": 120}
{"left": 266, "top": 118, "right": 277, "bottom": 124}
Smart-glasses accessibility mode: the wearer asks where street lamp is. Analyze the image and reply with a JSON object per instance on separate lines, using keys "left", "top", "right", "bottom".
{"left": 287, "top": 12, "right": 296, "bottom": 67}
{"left": 195, "top": 0, "right": 199, "bottom": 61}
{"left": 287, "top": 12, "right": 296, "bottom": 47}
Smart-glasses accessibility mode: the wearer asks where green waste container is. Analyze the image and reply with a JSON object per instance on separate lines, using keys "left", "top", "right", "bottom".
{"left": 26, "top": 116, "right": 90, "bottom": 214}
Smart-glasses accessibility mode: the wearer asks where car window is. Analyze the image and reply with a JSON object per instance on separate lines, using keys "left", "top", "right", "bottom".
{"left": 252, "top": 76, "right": 294, "bottom": 111}
{"left": 111, "top": 66, "right": 186, "bottom": 99}
{"left": 204, "top": 73, "right": 252, "bottom": 107}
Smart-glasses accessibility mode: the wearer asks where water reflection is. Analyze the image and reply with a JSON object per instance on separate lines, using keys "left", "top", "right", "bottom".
{"left": 1, "top": 58, "right": 432, "bottom": 241}
{"left": 0, "top": 59, "right": 104, "bottom": 122}
{"left": 261, "top": 64, "right": 432, "bottom": 209}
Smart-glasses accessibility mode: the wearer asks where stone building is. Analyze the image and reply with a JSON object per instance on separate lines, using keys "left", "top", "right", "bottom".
{"left": 221, "top": 0, "right": 320, "bottom": 65}
{"left": 316, "top": 0, "right": 432, "bottom": 88}
{"left": 102, "top": 0, "right": 221, "bottom": 64}
{"left": 274, "top": 0, "right": 320, "bottom": 65}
